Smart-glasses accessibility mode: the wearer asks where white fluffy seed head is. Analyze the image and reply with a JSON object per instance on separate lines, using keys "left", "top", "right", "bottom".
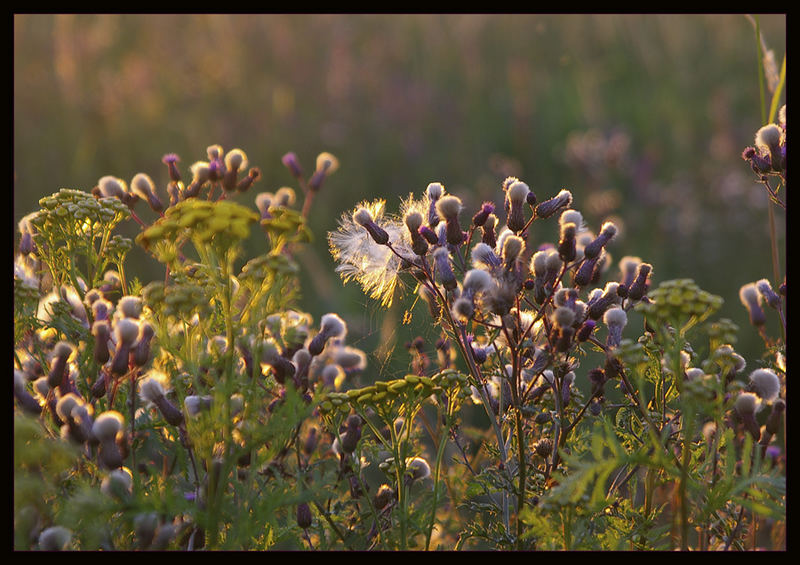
{"left": 452, "top": 297, "right": 475, "bottom": 322}
{"left": 603, "top": 306, "right": 628, "bottom": 329}
{"left": 734, "top": 392, "right": 759, "bottom": 417}
{"left": 506, "top": 180, "right": 530, "bottom": 205}
{"left": 114, "top": 317, "right": 140, "bottom": 345}
{"left": 316, "top": 151, "right": 339, "bottom": 174}
{"left": 545, "top": 250, "right": 562, "bottom": 271}
{"left": 755, "top": 123, "right": 782, "bottom": 149}
{"left": 101, "top": 467, "right": 133, "bottom": 497}
{"left": 739, "top": 283, "right": 761, "bottom": 306}
{"left": 131, "top": 173, "right": 156, "bottom": 199}
{"left": 471, "top": 243, "right": 500, "bottom": 269}
{"left": 426, "top": 182, "right": 444, "bottom": 200}
{"left": 531, "top": 250, "right": 549, "bottom": 277}
{"left": 353, "top": 207, "right": 374, "bottom": 226}
{"left": 56, "top": 393, "right": 83, "bottom": 421}
{"left": 404, "top": 210, "right": 423, "bottom": 232}
{"left": 334, "top": 346, "right": 367, "bottom": 371}
{"left": 139, "top": 372, "right": 167, "bottom": 403}
{"left": 685, "top": 368, "right": 705, "bottom": 381}
{"left": 118, "top": 295, "right": 143, "bottom": 319}
{"left": 559, "top": 209, "right": 585, "bottom": 230}
{"left": 435, "top": 195, "right": 462, "bottom": 220}
{"left": 320, "top": 313, "right": 347, "bottom": 338}
{"left": 405, "top": 456, "right": 431, "bottom": 480}
{"left": 553, "top": 306, "right": 576, "bottom": 328}
{"left": 600, "top": 221, "right": 618, "bottom": 238}
{"left": 224, "top": 148, "right": 248, "bottom": 171}
{"left": 38, "top": 526, "right": 73, "bottom": 551}
{"left": 463, "top": 269, "right": 493, "bottom": 294}
{"left": 92, "top": 410, "right": 124, "bottom": 442}
{"left": 98, "top": 175, "right": 127, "bottom": 198}
{"left": 749, "top": 368, "right": 781, "bottom": 402}
{"left": 502, "top": 235, "right": 525, "bottom": 265}
{"left": 53, "top": 340, "right": 74, "bottom": 360}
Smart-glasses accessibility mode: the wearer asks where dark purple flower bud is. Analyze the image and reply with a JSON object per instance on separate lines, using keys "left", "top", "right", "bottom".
{"left": 472, "top": 202, "right": 495, "bottom": 226}
{"left": 296, "top": 502, "right": 313, "bottom": 529}
{"left": 433, "top": 247, "right": 457, "bottom": 291}
{"left": 436, "top": 195, "right": 465, "bottom": 246}
{"left": 236, "top": 167, "right": 261, "bottom": 193}
{"left": 588, "top": 367, "right": 607, "bottom": 397}
{"left": 577, "top": 319, "right": 596, "bottom": 342}
{"left": 765, "top": 398, "right": 785, "bottom": 436}
{"left": 626, "top": 263, "right": 652, "bottom": 301}
{"left": 92, "top": 320, "right": 112, "bottom": 365}
{"left": 573, "top": 256, "right": 598, "bottom": 288}
{"left": 558, "top": 222, "right": 577, "bottom": 263}
{"left": 282, "top": 152, "right": 303, "bottom": 179}
{"left": 505, "top": 180, "right": 530, "bottom": 233}
{"left": 739, "top": 283, "right": 766, "bottom": 327}
{"left": 535, "top": 189, "right": 572, "bottom": 219}
{"left": 419, "top": 225, "right": 439, "bottom": 245}
{"left": 583, "top": 222, "right": 618, "bottom": 260}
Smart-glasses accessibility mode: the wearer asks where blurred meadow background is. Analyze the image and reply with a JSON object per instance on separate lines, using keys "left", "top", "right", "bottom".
{"left": 14, "top": 14, "right": 785, "bottom": 375}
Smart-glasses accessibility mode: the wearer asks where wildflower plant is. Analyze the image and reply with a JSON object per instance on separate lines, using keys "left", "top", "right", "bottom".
{"left": 13, "top": 26, "right": 785, "bottom": 551}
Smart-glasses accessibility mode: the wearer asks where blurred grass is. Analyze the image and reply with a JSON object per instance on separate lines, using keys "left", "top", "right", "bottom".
{"left": 14, "top": 14, "right": 785, "bottom": 370}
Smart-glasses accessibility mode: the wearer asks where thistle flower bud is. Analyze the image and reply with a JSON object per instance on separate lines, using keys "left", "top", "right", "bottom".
{"left": 583, "top": 221, "right": 617, "bottom": 260}
{"left": 436, "top": 195, "right": 465, "bottom": 246}
{"left": 307, "top": 152, "right": 339, "bottom": 191}
{"left": 296, "top": 502, "right": 313, "bottom": 530}
{"left": 739, "top": 283, "right": 766, "bottom": 327}
{"left": 535, "top": 189, "right": 573, "bottom": 219}
{"left": 558, "top": 222, "right": 577, "bottom": 263}
{"left": 478, "top": 214, "right": 497, "bottom": 249}
{"left": 765, "top": 399, "right": 785, "bottom": 436}
{"left": 132, "top": 321, "right": 155, "bottom": 367}
{"left": 47, "top": 341, "right": 74, "bottom": 388}
{"left": 281, "top": 152, "right": 303, "bottom": 179}
{"left": 505, "top": 180, "right": 530, "bottom": 232}
{"left": 140, "top": 371, "right": 184, "bottom": 426}
{"left": 755, "top": 278, "right": 781, "bottom": 309}
{"left": 573, "top": 255, "right": 598, "bottom": 288}
{"left": 354, "top": 207, "right": 389, "bottom": 245}
{"left": 38, "top": 526, "right": 73, "bottom": 551}
{"left": 734, "top": 392, "right": 761, "bottom": 440}
{"left": 534, "top": 438, "right": 553, "bottom": 458}
{"left": 404, "top": 211, "right": 429, "bottom": 255}
{"left": 235, "top": 167, "right": 261, "bottom": 192}
{"left": 603, "top": 307, "right": 627, "bottom": 349}
{"left": 472, "top": 201, "right": 495, "bottom": 227}
{"left": 374, "top": 484, "right": 395, "bottom": 509}
{"left": 626, "top": 263, "right": 652, "bottom": 301}
{"left": 308, "top": 313, "right": 347, "bottom": 357}
{"left": 433, "top": 247, "right": 457, "bottom": 290}
{"left": 587, "top": 282, "right": 622, "bottom": 320}
{"left": 618, "top": 256, "right": 642, "bottom": 288}
{"left": 14, "top": 370, "right": 42, "bottom": 415}
{"left": 577, "top": 319, "right": 596, "bottom": 342}
{"left": 748, "top": 368, "right": 781, "bottom": 402}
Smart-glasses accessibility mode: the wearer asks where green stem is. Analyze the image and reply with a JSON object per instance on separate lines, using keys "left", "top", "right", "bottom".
{"left": 425, "top": 400, "right": 451, "bottom": 551}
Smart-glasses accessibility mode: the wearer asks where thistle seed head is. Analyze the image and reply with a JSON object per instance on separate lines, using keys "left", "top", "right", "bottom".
{"left": 749, "top": 368, "right": 781, "bottom": 402}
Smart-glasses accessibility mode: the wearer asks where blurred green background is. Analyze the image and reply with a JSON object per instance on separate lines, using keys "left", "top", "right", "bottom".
{"left": 14, "top": 14, "right": 785, "bottom": 373}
